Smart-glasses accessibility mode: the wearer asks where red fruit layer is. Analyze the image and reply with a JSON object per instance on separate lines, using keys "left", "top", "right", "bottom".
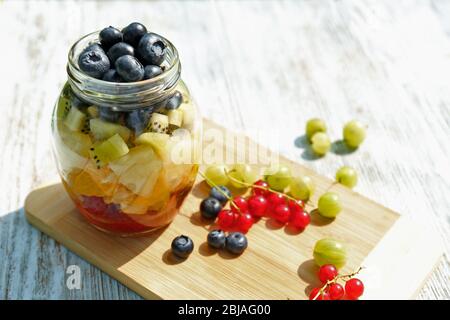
{"left": 67, "top": 186, "right": 192, "bottom": 235}
{"left": 75, "top": 200, "right": 151, "bottom": 234}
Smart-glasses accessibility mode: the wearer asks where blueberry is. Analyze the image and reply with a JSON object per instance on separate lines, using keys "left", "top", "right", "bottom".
{"left": 207, "top": 229, "right": 226, "bottom": 249}
{"left": 125, "top": 107, "right": 153, "bottom": 134}
{"left": 107, "top": 42, "right": 134, "bottom": 64}
{"left": 99, "top": 26, "right": 123, "bottom": 50}
{"left": 144, "top": 65, "right": 163, "bottom": 80}
{"left": 171, "top": 235, "right": 194, "bottom": 259}
{"left": 137, "top": 33, "right": 167, "bottom": 66}
{"left": 200, "top": 197, "right": 222, "bottom": 219}
{"left": 78, "top": 49, "right": 110, "bottom": 79}
{"left": 225, "top": 232, "right": 248, "bottom": 255}
{"left": 99, "top": 106, "right": 121, "bottom": 123}
{"left": 165, "top": 91, "right": 183, "bottom": 110}
{"left": 122, "top": 22, "right": 147, "bottom": 47}
{"left": 102, "top": 69, "right": 123, "bottom": 82}
{"left": 209, "top": 186, "right": 231, "bottom": 205}
{"left": 81, "top": 43, "right": 104, "bottom": 55}
{"left": 115, "top": 55, "right": 144, "bottom": 82}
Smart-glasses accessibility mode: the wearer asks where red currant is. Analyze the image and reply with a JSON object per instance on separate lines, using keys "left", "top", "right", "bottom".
{"left": 328, "top": 283, "right": 345, "bottom": 300}
{"left": 247, "top": 195, "right": 268, "bottom": 217}
{"left": 230, "top": 196, "right": 249, "bottom": 214}
{"left": 272, "top": 204, "right": 291, "bottom": 224}
{"left": 318, "top": 264, "right": 338, "bottom": 283}
{"left": 345, "top": 278, "right": 364, "bottom": 300}
{"left": 235, "top": 213, "right": 254, "bottom": 233}
{"left": 266, "top": 193, "right": 285, "bottom": 215}
{"left": 287, "top": 199, "right": 304, "bottom": 214}
{"left": 252, "top": 180, "right": 270, "bottom": 197}
{"left": 289, "top": 210, "right": 310, "bottom": 229}
{"left": 309, "top": 287, "right": 330, "bottom": 300}
{"left": 217, "top": 209, "right": 235, "bottom": 230}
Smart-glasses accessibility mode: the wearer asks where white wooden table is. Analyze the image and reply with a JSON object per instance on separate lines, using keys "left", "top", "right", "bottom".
{"left": 0, "top": 0, "right": 449, "bottom": 299}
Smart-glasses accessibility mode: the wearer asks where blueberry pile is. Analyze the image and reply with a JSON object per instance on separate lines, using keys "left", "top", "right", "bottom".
{"left": 78, "top": 22, "right": 166, "bottom": 82}
{"left": 170, "top": 185, "right": 250, "bottom": 260}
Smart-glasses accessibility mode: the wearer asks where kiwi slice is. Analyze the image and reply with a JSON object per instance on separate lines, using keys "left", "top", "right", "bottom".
{"left": 56, "top": 96, "right": 71, "bottom": 120}
{"left": 147, "top": 113, "right": 169, "bottom": 134}
{"left": 64, "top": 106, "right": 87, "bottom": 131}
{"left": 90, "top": 118, "right": 131, "bottom": 142}
{"left": 80, "top": 118, "right": 91, "bottom": 134}
{"left": 89, "top": 134, "right": 129, "bottom": 168}
{"left": 80, "top": 106, "right": 98, "bottom": 134}
{"left": 135, "top": 132, "right": 169, "bottom": 156}
{"left": 168, "top": 110, "right": 183, "bottom": 130}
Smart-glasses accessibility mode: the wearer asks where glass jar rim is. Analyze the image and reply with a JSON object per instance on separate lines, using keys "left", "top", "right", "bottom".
{"left": 67, "top": 30, "right": 181, "bottom": 110}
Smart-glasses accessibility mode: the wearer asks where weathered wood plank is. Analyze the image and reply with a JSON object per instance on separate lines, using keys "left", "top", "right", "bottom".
{"left": 0, "top": 0, "right": 448, "bottom": 299}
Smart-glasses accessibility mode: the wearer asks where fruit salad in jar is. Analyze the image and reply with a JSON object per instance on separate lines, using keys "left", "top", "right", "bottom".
{"left": 52, "top": 22, "right": 200, "bottom": 236}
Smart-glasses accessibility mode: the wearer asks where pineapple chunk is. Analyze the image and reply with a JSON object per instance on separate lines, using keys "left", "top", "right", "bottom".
{"left": 54, "top": 130, "right": 91, "bottom": 174}
{"left": 135, "top": 132, "right": 170, "bottom": 157}
{"left": 90, "top": 118, "right": 131, "bottom": 142}
{"left": 168, "top": 109, "right": 183, "bottom": 128}
{"left": 109, "top": 145, "right": 162, "bottom": 197}
{"left": 178, "top": 102, "right": 195, "bottom": 130}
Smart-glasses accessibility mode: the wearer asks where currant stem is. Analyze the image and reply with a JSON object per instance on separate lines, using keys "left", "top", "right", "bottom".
{"left": 312, "top": 266, "right": 364, "bottom": 300}
{"left": 336, "top": 266, "right": 363, "bottom": 281}
{"left": 225, "top": 169, "right": 304, "bottom": 205}
{"left": 198, "top": 171, "right": 242, "bottom": 214}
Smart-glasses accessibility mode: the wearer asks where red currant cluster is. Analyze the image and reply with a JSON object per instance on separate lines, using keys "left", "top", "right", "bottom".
{"left": 216, "top": 180, "right": 311, "bottom": 234}
{"left": 309, "top": 264, "right": 364, "bottom": 300}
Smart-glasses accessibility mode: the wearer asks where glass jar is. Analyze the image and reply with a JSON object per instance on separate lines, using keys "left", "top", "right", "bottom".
{"left": 51, "top": 31, "right": 200, "bottom": 236}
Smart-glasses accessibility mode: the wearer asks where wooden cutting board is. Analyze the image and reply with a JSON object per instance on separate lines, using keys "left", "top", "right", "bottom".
{"left": 25, "top": 120, "right": 443, "bottom": 299}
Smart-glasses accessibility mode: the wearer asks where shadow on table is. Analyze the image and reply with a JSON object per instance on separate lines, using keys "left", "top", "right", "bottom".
{"left": 330, "top": 140, "right": 357, "bottom": 155}
{"left": 190, "top": 180, "right": 210, "bottom": 198}
{"left": 309, "top": 209, "right": 335, "bottom": 226}
{"left": 294, "top": 135, "right": 357, "bottom": 159}
{"left": 294, "top": 135, "right": 323, "bottom": 161}
{"left": 0, "top": 207, "right": 27, "bottom": 228}
{"left": 297, "top": 259, "right": 322, "bottom": 297}
{"left": 0, "top": 206, "right": 143, "bottom": 299}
